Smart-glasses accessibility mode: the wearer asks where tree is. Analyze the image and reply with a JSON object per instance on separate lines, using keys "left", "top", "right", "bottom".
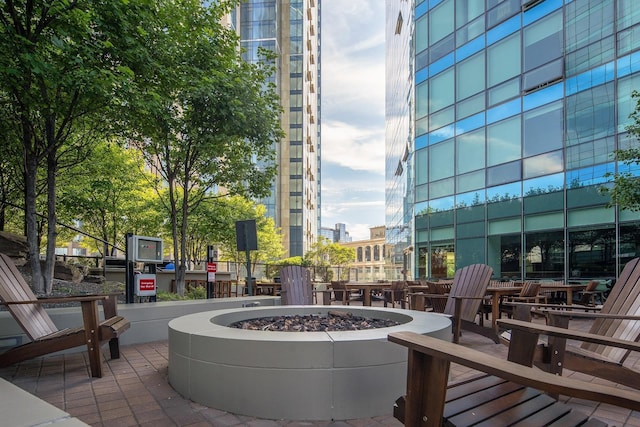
{"left": 211, "top": 196, "right": 285, "bottom": 281}
{"left": 602, "top": 91, "right": 640, "bottom": 210}
{"left": 304, "top": 237, "right": 355, "bottom": 281}
{"left": 57, "top": 140, "right": 164, "bottom": 256}
{"left": 125, "top": 1, "right": 283, "bottom": 295}
{"left": 0, "top": 0, "right": 159, "bottom": 292}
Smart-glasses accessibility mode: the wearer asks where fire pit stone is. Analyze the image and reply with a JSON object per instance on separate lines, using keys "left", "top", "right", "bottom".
{"left": 168, "top": 305, "right": 450, "bottom": 421}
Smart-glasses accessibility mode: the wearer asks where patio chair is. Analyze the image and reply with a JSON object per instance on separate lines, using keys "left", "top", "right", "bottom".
{"left": 504, "top": 257, "right": 640, "bottom": 390}
{"left": 389, "top": 330, "right": 640, "bottom": 426}
{"left": 0, "top": 253, "right": 130, "bottom": 378}
{"left": 329, "top": 280, "right": 362, "bottom": 305}
{"left": 279, "top": 265, "right": 313, "bottom": 305}
{"left": 574, "top": 279, "right": 607, "bottom": 306}
{"left": 382, "top": 280, "right": 408, "bottom": 308}
{"left": 499, "top": 281, "right": 545, "bottom": 318}
{"left": 418, "top": 265, "right": 494, "bottom": 343}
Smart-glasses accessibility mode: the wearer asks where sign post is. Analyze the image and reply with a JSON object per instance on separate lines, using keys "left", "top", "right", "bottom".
{"left": 206, "top": 261, "right": 217, "bottom": 298}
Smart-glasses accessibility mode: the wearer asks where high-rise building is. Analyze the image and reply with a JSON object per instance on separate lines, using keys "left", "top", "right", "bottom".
{"left": 230, "top": 0, "right": 320, "bottom": 257}
{"left": 386, "top": 0, "right": 415, "bottom": 279}
{"left": 387, "top": 0, "right": 640, "bottom": 281}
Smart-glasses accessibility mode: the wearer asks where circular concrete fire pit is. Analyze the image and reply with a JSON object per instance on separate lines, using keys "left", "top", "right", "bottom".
{"left": 168, "top": 306, "right": 451, "bottom": 421}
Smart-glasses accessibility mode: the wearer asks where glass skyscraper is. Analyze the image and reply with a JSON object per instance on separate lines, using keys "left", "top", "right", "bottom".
{"left": 232, "top": 0, "right": 320, "bottom": 257}
{"left": 387, "top": 0, "right": 640, "bottom": 281}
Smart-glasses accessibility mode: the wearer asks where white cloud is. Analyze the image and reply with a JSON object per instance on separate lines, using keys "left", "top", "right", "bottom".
{"left": 320, "top": 0, "right": 386, "bottom": 241}
{"left": 321, "top": 120, "right": 385, "bottom": 172}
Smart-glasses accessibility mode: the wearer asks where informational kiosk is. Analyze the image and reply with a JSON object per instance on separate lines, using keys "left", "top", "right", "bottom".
{"left": 126, "top": 234, "right": 163, "bottom": 303}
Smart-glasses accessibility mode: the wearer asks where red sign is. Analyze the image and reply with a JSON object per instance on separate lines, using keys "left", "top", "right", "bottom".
{"left": 139, "top": 278, "right": 155, "bottom": 291}
{"left": 207, "top": 262, "right": 217, "bottom": 273}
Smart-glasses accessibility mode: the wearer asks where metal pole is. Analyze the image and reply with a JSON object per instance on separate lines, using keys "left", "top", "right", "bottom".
{"left": 125, "top": 233, "right": 134, "bottom": 304}
{"left": 245, "top": 223, "right": 253, "bottom": 296}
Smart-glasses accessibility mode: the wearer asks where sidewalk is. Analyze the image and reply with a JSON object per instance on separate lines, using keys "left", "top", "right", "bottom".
{"left": 1, "top": 317, "right": 639, "bottom": 426}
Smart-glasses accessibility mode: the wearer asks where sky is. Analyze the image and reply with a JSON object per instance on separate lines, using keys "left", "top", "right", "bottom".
{"left": 320, "top": 1, "right": 386, "bottom": 241}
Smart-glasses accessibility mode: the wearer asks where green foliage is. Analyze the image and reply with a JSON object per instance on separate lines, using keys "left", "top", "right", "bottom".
{"left": 57, "top": 140, "right": 164, "bottom": 254}
{"left": 303, "top": 237, "right": 355, "bottom": 281}
{"left": 601, "top": 91, "right": 640, "bottom": 210}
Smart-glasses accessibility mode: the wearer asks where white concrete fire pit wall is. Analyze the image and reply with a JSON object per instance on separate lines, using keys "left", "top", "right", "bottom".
{"left": 168, "top": 306, "right": 451, "bottom": 421}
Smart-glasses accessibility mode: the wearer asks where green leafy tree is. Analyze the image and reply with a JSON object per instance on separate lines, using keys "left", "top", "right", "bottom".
{"left": 0, "top": 0, "right": 159, "bottom": 292}
{"left": 209, "top": 196, "right": 285, "bottom": 281}
{"left": 601, "top": 91, "right": 640, "bottom": 210}
{"left": 57, "top": 140, "right": 164, "bottom": 255}
{"left": 125, "top": 1, "right": 283, "bottom": 295}
{"left": 304, "top": 237, "right": 355, "bottom": 281}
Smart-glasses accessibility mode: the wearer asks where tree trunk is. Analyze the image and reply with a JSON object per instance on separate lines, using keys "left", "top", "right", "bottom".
{"left": 44, "top": 145, "right": 58, "bottom": 294}
{"left": 24, "top": 155, "right": 44, "bottom": 293}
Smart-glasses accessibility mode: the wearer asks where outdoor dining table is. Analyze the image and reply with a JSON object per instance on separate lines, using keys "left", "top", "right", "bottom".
{"left": 254, "top": 282, "right": 281, "bottom": 296}
{"left": 538, "top": 282, "right": 587, "bottom": 306}
{"left": 343, "top": 282, "right": 392, "bottom": 306}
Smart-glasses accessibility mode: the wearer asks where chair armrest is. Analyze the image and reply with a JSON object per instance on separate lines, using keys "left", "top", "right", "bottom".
{"left": 388, "top": 331, "right": 640, "bottom": 412}
{"left": 498, "top": 319, "right": 640, "bottom": 353}
{"left": 0, "top": 295, "right": 109, "bottom": 305}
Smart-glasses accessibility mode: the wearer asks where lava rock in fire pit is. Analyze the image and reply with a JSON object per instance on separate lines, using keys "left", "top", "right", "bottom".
{"left": 229, "top": 310, "right": 401, "bottom": 332}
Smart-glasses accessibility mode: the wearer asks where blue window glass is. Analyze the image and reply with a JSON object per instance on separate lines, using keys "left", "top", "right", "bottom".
{"left": 487, "top": 14, "right": 521, "bottom": 46}
{"left": 566, "top": 163, "right": 615, "bottom": 187}
{"left": 524, "top": 10, "right": 562, "bottom": 72}
{"left": 487, "top": 98, "right": 521, "bottom": 124}
{"left": 456, "top": 128, "right": 485, "bottom": 174}
{"left": 457, "top": 170, "right": 486, "bottom": 193}
{"left": 523, "top": 82, "right": 563, "bottom": 111}
{"left": 487, "top": 0, "right": 520, "bottom": 29}
{"left": 456, "top": 190, "right": 486, "bottom": 207}
{"left": 616, "top": 51, "right": 640, "bottom": 78}
{"left": 429, "top": 53, "right": 455, "bottom": 77}
{"left": 487, "top": 181, "right": 522, "bottom": 202}
{"left": 487, "top": 160, "right": 522, "bottom": 187}
{"left": 523, "top": 150, "right": 564, "bottom": 179}
{"left": 456, "top": 112, "right": 485, "bottom": 135}
{"left": 523, "top": 172, "right": 564, "bottom": 195}
{"left": 565, "top": 62, "right": 615, "bottom": 96}
{"left": 524, "top": 101, "right": 563, "bottom": 157}
{"left": 618, "top": 23, "right": 640, "bottom": 56}
{"left": 566, "top": 82, "right": 615, "bottom": 146}
{"left": 565, "top": 37, "right": 615, "bottom": 77}
{"left": 456, "top": 35, "right": 485, "bottom": 62}
{"left": 416, "top": 134, "right": 429, "bottom": 150}
{"left": 429, "top": 196, "right": 455, "bottom": 212}
{"left": 430, "top": 177, "right": 455, "bottom": 198}
{"left": 566, "top": 137, "right": 615, "bottom": 170}
{"left": 416, "top": 1, "right": 429, "bottom": 19}
{"left": 416, "top": 67, "right": 428, "bottom": 85}
{"left": 523, "top": 0, "right": 562, "bottom": 26}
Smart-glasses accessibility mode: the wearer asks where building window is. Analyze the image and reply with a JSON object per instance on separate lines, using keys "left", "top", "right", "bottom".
{"left": 524, "top": 230, "right": 564, "bottom": 279}
{"left": 524, "top": 10, "right": 562, "bottom": 72}
{"left": 523, "top": 101, "right": 563, "bottom": 157}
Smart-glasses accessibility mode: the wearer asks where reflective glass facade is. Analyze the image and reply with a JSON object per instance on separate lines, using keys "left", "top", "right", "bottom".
{"left": 399, "top": 0, "right": 640, "bottom": 281}
{"left": 236, "top": 0, "right": 320, "bottom": 257}
{"left": 385, "top": 0, "right": 414, "bottom": 280}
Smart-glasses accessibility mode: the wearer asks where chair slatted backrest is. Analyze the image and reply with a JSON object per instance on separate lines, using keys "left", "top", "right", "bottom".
{"left": 0, "top": 253, "right": 58, "bottom": 340}
{"left": 519, "top": 281, "right": 541, "bottom": 298}
{"left": 583, "top": 257, "right": 640, "bottom": 362}
{"left": 280, "top": 265, "right": 313, "bottom": 305}
{"left": 443, "top": 264, "right": 494, "bottom": 322}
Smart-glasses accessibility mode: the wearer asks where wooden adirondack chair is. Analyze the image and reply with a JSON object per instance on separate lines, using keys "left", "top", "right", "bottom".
{"left": 389, "top": 330, "right": 640, "bottom": 427}
{"left": 0, "top": 253, "right": 130, "bottom": 378}
{"left": 507, "top": 257, "right": 640, "bottom": 390}
{"left": 423, "top": 264, "right": 494, "bottom": 343}
{"left": 279, "top": 265, "right": 313, "bottom": 305}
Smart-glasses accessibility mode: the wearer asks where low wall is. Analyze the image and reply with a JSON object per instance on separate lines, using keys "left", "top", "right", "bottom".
{"left": 103, "top": 269, "right": 236, "bottom": 293}
{"left": 0, "top": 296, "right": 281, "bottom": 353}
